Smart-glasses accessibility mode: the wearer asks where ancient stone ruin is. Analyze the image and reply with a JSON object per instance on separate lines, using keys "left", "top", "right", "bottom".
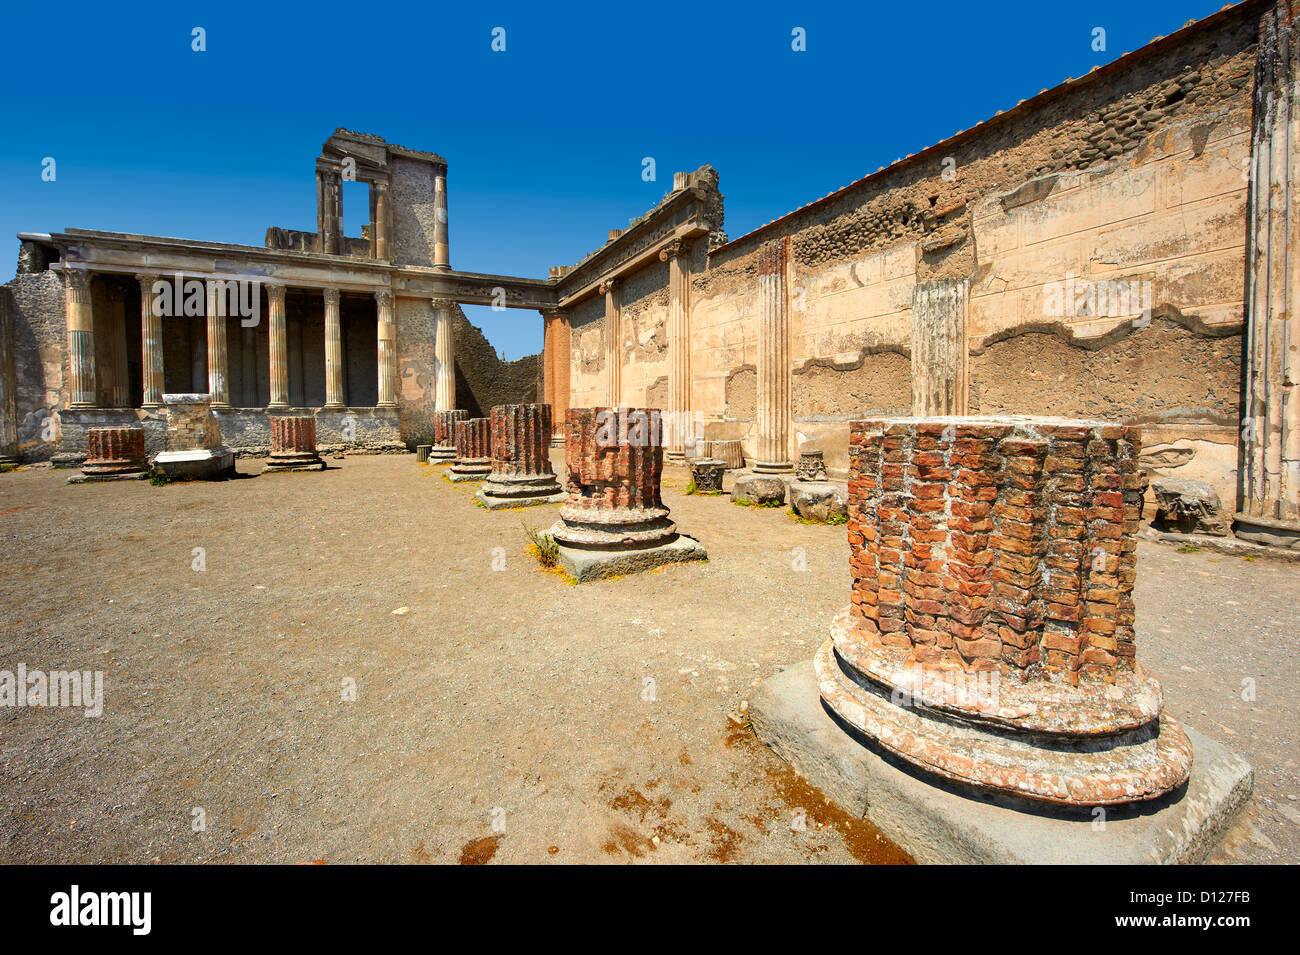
{"left": 689, "top": 458, "right": 725, "bottom": 493}
{"left": 550, "top": 407, "right": 706, "bottom": 581}
{"left": 153, "top": 394, "right": 235, "bottom": 480}
{"left": 69, "top": 426, "right": 148, "bottom": 483}
{"left": 448, "top": 417, "right": 491, "bottom": 482}
{"left": 816, "top": 416, "right": 1191, "bottom": 804}
{"left": 263, "top": 416, "right": 325, "bottom": 473}
{"left": 430, "top": 409, "right": 468, "bottom": 463}
{"left": 476, "top": 403, "right": 565, "bottom": 509}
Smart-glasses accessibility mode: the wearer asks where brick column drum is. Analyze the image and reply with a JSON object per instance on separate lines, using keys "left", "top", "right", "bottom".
{"left": 430, "top": 409, "right": 468, "bottom": 462}
{"left": 263, "top": 416, "right": 325, "bottom": 472}
{"left": 548, "top": 407, "right": 706, "bottom": 581}
{"left": 448, "top": 417, "right": 491, "bottom": 481}
{"left": 815, "top": 416, "right": 1192, "bottom": 805}
{"left": 78, "top": 426, "right": 147, "bottom": 479}
{"left": 477, "top": 403, "right": 564, "bottom": 507}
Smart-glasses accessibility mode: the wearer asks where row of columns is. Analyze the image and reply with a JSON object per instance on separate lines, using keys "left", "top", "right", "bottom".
{"left": 64, "top": 270, "right": 433, "bottom": 413}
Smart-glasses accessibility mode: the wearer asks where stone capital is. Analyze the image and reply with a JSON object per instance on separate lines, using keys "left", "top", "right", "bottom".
{"left": 323, "top": 287, "right": 340, "bottom": 308}
{"left": 374, "top": 289, "right": 393, "bottom": 310}
{"left": 265, "top": 282, "right": 287, "bottom": 305}
{"left": 430, "top": 296, "right": 456, "bottom": 311}
{"left": 658, "top": 239, "right": 688, "bottom": 262}
{"left": 135, "top": 272, "right": 163, "bottom": 295}
{"left": 64, "top": 267, "right": 92, "bottom": 297}
{"left": 599, "top": 278, "right": 620, "bottom": 296}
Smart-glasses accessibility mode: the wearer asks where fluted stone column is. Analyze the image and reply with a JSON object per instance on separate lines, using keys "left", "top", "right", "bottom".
{"left": 912, "top": 278, "right": 970, "bottom": 416}
{"left": 543, "top": 309, "right": 571, "bottom": 446}
{"left": 433, "top": 168, "right": 450, "bottom": 270}
{"left": 136, "top": 274, "right": 164, "bottom": 409}
{"left": 601, "top": 279, "right": 622, "bottom": 406}
{"left": 661, "top": 240, "right": 692, "bottom": 460}
{"left": 77, "top": 426, "right": 147, "bottom": 479}
{"left": 549, "top": 407, "right": 705, "bottom": 581}
{"left": 375, "top": 290, "right": 397, "bottom": 409}
{"left": 432, "top": 297, "right": 456, "bottom": 412}
{"left": 65, "top": 269, "right": 96, "bottom": 408}
{"left": 323, "top": 288, "right": 344, "bottom": 410}
{"left": 205, "top": 281, "right": 230, "bottom": 408}
{"left": 755, "top": 238, "right": 791, "bottom": 472}
{"left": 267, "top": 283, "right": 289, "bottom": 409}
{"left": 264, "top": 415, "right": 324, "bottom": 472}
{"left": 374, "top": 181, "right": 391, "bottom": 261}
{"left": 477, "top": 403, "right": 565, "bottom": 508}
{"left": 1238, "top": 2, "right": 1300, "bottom": 548}
{"left": 430, "top": 408, "right": 467, "bottom": 461}
{"left": 449, "top": 417, "right": 491, "bottom": 481}
{"left": 0, "top": 290, "right": 19, "bottom": 466}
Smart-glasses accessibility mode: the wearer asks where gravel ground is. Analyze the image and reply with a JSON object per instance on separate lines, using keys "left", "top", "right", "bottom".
{"left": 0, "top": 454, "right": 1293, "bottom": 864}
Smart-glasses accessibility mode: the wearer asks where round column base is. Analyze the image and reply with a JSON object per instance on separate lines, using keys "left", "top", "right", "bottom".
{"left": 815, "top": 611, "right": 1192, "bottom": 806}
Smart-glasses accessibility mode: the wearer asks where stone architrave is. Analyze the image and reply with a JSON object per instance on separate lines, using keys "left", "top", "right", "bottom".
{"left": 430, "top": 408, "right": 468, "bottom": 462}
{"left": 68, "top": 427, "right": 149, "bottom": 483}
{"left": 476, "top": 403, "right": 566, "bottom": 509}
{"left": 813, "top": 415, "right": 1192, "bottom": 806}
{"left": 550, "top": 407, "right": 706, "bottom": 581}
{"left": 152, "top": 393, "right": 235, "bottom": 480}
{"left": 448, "top": 417, "right": 491, "bottom": 482}
{"left": 263, "top": 416, "right": 325, "bottom": 473}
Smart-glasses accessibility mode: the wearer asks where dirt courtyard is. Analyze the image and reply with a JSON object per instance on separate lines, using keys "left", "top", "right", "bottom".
{"left": 0, "top": 454, "right": 1296, "bottom": 864}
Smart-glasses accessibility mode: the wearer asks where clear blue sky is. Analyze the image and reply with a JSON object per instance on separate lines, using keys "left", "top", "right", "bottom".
{"left": 0, "top": 0, "right": 1227, "bottom": 359}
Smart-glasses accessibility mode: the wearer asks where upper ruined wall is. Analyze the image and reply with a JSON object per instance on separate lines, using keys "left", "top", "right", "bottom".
{"left": 561, "top": 0, "right": 1264, "bottom": 503}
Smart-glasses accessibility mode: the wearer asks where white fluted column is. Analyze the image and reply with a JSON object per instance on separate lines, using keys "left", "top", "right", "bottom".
{"left": 432, "top": 297, "right": 456, "bottom": 411}
{"left": 376, "top": 290, "right": 397, "bottom": 408}
{"left": 661, "top": 240, "right": 692, "bottom": 459}
{"left": 323, "top": 288, "right": 344, "bottom": 409}
{"left": 136, "top": 273, "right": 164, "bottom": 408}
{"left": 755, "top": 238, "right": 791, "bottom": 472}
{"left": 206, "top": 280, "right": 230, "bottom": 408}
{"left": 601, "top": 278, "right": 621, "bottom": 406}
{"left": 267, "top": 283, "right": 289, "bottom": 409}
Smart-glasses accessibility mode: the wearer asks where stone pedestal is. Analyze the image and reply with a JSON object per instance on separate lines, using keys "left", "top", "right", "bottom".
{"left": 448, "top": 417, "right": 491, "bottom": 482}
{"left": 550, "top": 407, "right": 706, "bottom": 581}
{"left": 476, "top": 403, "right": 566, "bottom": 509}
{"left": 415, "top": 444, "right": 432, "bottom": 463}
{"left": 263, "top": 416, "right": 325, "bottom": 473}
{"left": 68, "top": 427, "right": 148, "bottom": 483}
{"left": 732, "top": 473, "right": 787, "bottom": 506}
{"left": 789, "top": 481, "right": 846, "bottom": 522}
{"left": 430, "top": 409, "right": 467, "bottom": 462}
{"left": 153, "top": 393, "right": 235, "bottom": 480}
{"left": 689, "top": 458, "right": 725, "bottom": 493}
